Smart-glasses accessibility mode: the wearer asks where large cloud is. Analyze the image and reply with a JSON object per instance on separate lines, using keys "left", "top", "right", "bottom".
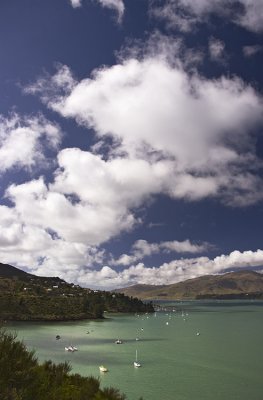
{"left": 1, "top": 143, "right": 212, "bottom": 279}
{"left": 0, "top": 204, "right": 105, "bottom": 279}
{"left": 150, "top": 0, "right": 263, "bottom": 33}
{"left": 26, "top": 46, "right": 263, "bottom": 206}
{"left": 2, "top": 146, "right": 171, "bottom": 253}
{"left": 0, "top": 114, "right": 61, "bottom": 173}
{"left": 6, "top": 176, "right": 136, "bottom": 247}
{"left": 52, "top": 148, "right": 170, "bottom": 210}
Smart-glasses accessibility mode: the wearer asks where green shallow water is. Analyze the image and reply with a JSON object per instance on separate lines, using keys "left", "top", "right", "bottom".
{"left": 6, "top": 300, "right": 263, "bottom": 400}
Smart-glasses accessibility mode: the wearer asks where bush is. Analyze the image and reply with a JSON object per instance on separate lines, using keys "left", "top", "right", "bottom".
{"left": 0, "top": 329, "right": 126, "bottom": 400}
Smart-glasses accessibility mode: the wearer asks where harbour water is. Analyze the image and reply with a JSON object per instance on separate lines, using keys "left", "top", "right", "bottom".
{"left": 6, "top": 300, "right": 263, "bottom": 400}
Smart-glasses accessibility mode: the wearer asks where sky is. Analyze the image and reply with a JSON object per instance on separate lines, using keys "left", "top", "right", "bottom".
{"left": 0, "top": 0, "right": 263, "bottom": 289}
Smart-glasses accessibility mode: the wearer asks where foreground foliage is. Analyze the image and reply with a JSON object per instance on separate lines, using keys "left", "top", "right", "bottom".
{"left": 0, "top": 330, "right": 126, "bottom": 400}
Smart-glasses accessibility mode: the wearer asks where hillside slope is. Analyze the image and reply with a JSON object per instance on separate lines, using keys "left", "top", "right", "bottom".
{"left": 116, "top": 270, "right": 263, "bottom": 300}
{"left": 0, "top": 263, "right": 153, "bottom": 321}
{"left": 0, "top": 262, "right": 33, "bottom": 279}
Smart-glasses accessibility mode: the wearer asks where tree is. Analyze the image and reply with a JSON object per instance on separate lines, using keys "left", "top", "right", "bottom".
{"left": 0, "top": 329, "right": 127, "bottom": 400}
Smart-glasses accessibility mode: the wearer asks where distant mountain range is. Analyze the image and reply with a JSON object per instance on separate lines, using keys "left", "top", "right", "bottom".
{"left": 115, "top": 270, "right": 263, "bottom": 300}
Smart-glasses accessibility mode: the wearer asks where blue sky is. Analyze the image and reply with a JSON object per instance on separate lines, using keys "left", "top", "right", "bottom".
{"left": 0, "top": 0, "right": 263, "bottom": 289}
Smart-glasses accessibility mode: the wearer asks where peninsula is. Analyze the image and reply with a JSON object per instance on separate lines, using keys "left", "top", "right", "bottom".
{"left": 0, "top": 263, "right": 153, "bottom": 321}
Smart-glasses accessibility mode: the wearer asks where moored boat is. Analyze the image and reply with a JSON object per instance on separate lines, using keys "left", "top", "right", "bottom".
{"left": 134, "top": 349, "right": 141, "bottom": 368}
{"left": 65, "top": 345, "right": 78, "bottom": 352}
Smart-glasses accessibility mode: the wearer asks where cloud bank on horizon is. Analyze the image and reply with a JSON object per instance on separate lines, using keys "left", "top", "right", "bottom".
{"left": 73, "top": 249, "right": 263, "bottom": 290}
{"left": 0, "top": 0, "right": 263, "bottom": 289}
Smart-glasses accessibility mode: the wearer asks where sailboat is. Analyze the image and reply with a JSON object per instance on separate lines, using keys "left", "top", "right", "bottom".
{"left": 134, "top": 349, "right": 141, "bottom": 368}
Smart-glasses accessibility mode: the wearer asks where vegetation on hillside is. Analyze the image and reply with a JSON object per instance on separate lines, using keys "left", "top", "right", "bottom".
{"left": 0, "top": 329, "right": 127, "bottom": 400}
{"left": 0, "top": 264, "right": 154, "bottom": 321}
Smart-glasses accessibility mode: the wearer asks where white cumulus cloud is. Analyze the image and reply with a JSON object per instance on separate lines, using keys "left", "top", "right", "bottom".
{"left": 5, "top": 175, "right": 136, "bottom": 247}
{"left": 26, "top": 45, "right": 263, "bottom": 206}
{"left": 0, "top": 204, "right": 105, "bottom": 279}
{"left": 0, "top": 113, "right": 61, "bottom": 173}
{"left": 113, "top": 239, "right": 212, "bottom": 265}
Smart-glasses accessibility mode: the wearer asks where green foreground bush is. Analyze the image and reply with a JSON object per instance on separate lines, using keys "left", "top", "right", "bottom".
{"left": 0, "top": 330, "right": 126, "bottom": 400}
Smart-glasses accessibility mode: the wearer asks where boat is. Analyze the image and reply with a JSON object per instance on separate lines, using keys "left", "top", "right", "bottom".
{"left": 56, "top": 335, "right": 61, "bottom": 340}
{"left": 99, "top": 365, "right": 108, "bottom": 372}
{"left": 135, "top": 337, "right": 140, "bottom": 341}
{"left": 134, "top": 349, "right": 141, "bottom": 368}
{"left": 65, "top": 345, "right": 78, "bottom": 352}
{"left": 196, "top": 332, "right": 200, "bottom": 336}
{"left": 115, "top": 339, "right": 123, "bottom": 344}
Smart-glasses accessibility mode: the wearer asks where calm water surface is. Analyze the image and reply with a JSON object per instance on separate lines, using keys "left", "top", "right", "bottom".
{"left": 7, "top": 301, "right": 263, "bottom": 400}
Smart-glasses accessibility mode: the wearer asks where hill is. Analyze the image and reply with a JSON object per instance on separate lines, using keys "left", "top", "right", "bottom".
{"left": 116, "top": 270, "right": 263, "bottom": 300}
{"left": 114, "top": 283, "right": 165, "bottom": 297}
{"left": 0, "top": 263, "right": 153, "bottom": 321}
{"left": 0, "top": 262, "right": 33, "bottom": 279}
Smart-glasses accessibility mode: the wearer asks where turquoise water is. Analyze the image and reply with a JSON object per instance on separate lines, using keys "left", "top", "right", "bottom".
{"left": 6, "top": 301, "right": 263, "bottom": 400}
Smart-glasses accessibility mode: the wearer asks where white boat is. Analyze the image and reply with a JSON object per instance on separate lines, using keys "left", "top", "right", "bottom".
{"left": 134, "top": 349, "right": 141, "bottom": 368}
{"left": 65, "top": 345, "right": 78, "bottom": 352}
{"left": 99, "top": 365, "right": 108, "bottom": 372}
{"left": 115, "top": 339, "right": 123, "bottom": 344}
{"left": 196, "top": 332, "right": 200, "bottom": 336}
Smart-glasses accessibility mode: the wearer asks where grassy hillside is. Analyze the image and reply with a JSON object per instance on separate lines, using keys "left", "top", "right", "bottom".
{"left": 116, "top": 271, "right": 263, "bottom": 300}
{"left": 115, "top": 284, "right": 165, "bottom": 297}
